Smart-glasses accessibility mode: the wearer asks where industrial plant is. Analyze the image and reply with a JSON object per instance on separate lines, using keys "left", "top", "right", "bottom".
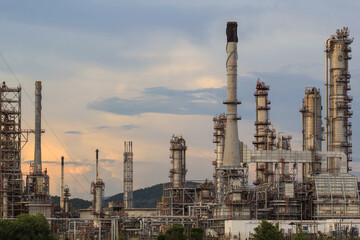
{"left": 0, "top": 22, "right": 359, "bottom": 239}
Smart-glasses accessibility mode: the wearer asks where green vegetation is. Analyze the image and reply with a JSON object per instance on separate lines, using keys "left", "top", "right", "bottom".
{"left": 51, "top": 196, "right": 92, "bottom": 210}
{"left": 293, "top": 226, "right": 307, "bottom": 240}
{"left": 252, "top": 219, "right": 284, "bottom": 240}
{"left": 0, "top": 213, "right": 57, "bottom": 240}
{"left": 156, "top": 225, "right": 203, "bottom": 240}
{"left": 157, "top": 224, "right": 187, "bottom": 240}
{"left": 189, "top": 227, "right": 204, "bottom": 240}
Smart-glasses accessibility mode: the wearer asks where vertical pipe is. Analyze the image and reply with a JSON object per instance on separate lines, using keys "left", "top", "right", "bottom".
{"left": 2, "top": 178, "right": 7, "bottom": 218}
{"left": 34, "top": 81, "right": 42, "bottom": 174}
{"left": 60, "top": 156, "right": 64, "bottom": 210}
{"left": 223, "top": 22, "right": 241, "bottom": 167}
{"left": 96, "top": 149, "right": 99, "bottom": 180}
{"left": 325, "top": 38, "right": 330, "bottom": 153}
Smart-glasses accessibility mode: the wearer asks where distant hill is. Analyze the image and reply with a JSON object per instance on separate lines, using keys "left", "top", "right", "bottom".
{"left": 51, "top": 182, "right": 199, "bottom": 209}
{"left": 51, "top": 196, "right": 92, "bottom": 210}
{"left": 105, "top": 183, "right": 164, "bottom": 208}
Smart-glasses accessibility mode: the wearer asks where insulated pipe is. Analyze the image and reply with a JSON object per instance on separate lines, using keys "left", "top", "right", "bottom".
{"left": 60, "top": 156, "right": 64, "bottom": 210}
{"left": 34, "top": 81, "right": 42, "bottom": 174}
{"left": 223, "top": 21, "right": 241, "bottom": 167}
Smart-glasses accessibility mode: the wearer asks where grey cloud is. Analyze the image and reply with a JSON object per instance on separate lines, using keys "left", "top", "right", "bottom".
{"left": 100, "top": 159, "right": 116, "bottom": 164}
{"left": 97, "top": 125, "right": 139, "bottom": 131}
{"left": 65, "top": 131, "right": 82, "bottom": 135}
{"left": 121, "top": 124, "right": 138, "bottom": 130}
{"left": 42, "top": 161, "right": 59, "bottom": 164}
{"left": 87, "top": 87, "right": 225, "bottom": 116}
{"left": 97, "top": 126, "right": 110, "bottom": 129}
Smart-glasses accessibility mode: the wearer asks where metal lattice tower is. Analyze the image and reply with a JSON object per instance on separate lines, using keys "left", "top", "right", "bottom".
{"left": 325, "top": 27, "right": 353, "bottom": 172}
{"left": 123, "top": 142, "right": 133, "bottom": 208}
{"left": 0, "top": 81, "right": 23, "bottom": 218}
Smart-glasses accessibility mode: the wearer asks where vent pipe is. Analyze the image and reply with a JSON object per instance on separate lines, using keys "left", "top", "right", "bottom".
{"left": 96, "top": 149, "right": 99, "bottom": 180}
{"left": 60, "top": 156, "right": 64, "bottom": 210}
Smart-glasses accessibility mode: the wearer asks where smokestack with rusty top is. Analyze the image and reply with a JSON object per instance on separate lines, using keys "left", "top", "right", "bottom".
{"left": 60, "top": 156, "right": 64, "bottom": 210}
{"left": 222, "top": 22, "right": 241, "bottom": 167}
{"left": 34, "top": 81, "right": 42, "bottom": 174}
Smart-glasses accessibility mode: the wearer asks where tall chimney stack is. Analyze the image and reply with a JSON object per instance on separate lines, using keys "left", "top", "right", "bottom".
{"left": 60, "top": 156, "right": 64, "bottom": 210}
{"left": 34, "top": 81, "right": 42, "bottom": 174}
{"left": 222, "top": 22, "right": 241, "bottom": 167}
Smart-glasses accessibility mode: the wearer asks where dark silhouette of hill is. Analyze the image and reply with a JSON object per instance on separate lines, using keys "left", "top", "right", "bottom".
{"left": 51, "top": 196, "right": 92, "bottom": 210}
{"left": 105, "top": 183, "right": 164, "bottom": 208}
{"left": 51, "top": 182, "right": 200, "bottom": 209}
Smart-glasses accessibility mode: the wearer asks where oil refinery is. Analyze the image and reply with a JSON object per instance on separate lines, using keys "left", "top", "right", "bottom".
{"left": 0, "top": 22, "right": 359, "bottom": 239}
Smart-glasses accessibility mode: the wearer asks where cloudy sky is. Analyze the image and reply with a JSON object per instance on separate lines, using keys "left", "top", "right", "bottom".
{"left": 0, "top": 0, "right": 359, "bottom": 200}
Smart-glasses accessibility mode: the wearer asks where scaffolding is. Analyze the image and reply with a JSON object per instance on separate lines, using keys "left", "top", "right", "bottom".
{"left": 0, "top": 82, "right": 23, "bottom": 218}
{"left": 162, "top": 183, "right": 197, "bottom": 216}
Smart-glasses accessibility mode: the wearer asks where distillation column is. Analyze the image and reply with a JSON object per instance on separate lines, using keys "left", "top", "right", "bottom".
{"left": 212, "top": 114, "right": 226, "bottom": 202}
{"left": 123, "top": 141, "right": 134, "bottom": 209}
{"left": 169, "top": 136, "right": 187, "bottom": 187}
{"left": 222, "top": 22, "right": 241, "bottom": 167}
{"left": 253, "top": 79, "right": 275, "bottom": 184}
{"left": 300, "top": 88, "right": 322, "bottom": 181}
{"left": 325, "top": 27, "right": 353, "bottom": 172}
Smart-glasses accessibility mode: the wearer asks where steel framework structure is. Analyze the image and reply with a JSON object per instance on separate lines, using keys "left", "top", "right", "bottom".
{"left": 0, "top": 82, "right": 23, "bottom": 218}
{"left": 123, "top": 141, "right": 134, "bottom": 209}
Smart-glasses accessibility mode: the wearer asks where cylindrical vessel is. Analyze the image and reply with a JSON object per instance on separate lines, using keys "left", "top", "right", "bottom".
{"left": 34, "top": 81, "right": 42, "bottom": 174}
{"left": 301, "top": 88, "right": 322, "bottom": 181}
{"left": 223, "top": 22, "right": 241, "bottom": 167}
{"left": 327, "top": 28, "right": 352, "bottom": 172}
{"left": 169, "top": 136, "right": 187, "bottom": 187}
{"left": 95, "top": 185, "right": 103, "bottom": 213}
